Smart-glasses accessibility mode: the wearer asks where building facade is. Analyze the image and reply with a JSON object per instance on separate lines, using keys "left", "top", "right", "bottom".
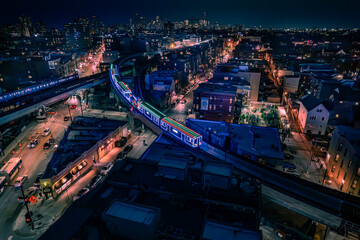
{"left": 326, "top": 126, "right": 360, "bottom": 197}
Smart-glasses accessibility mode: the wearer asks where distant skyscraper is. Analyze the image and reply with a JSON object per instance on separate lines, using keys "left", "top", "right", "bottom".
{"left": 91, "top": 15, "right": 98, "bottom": 34}
{"left": 18, "top": 16, "right": 33, "bottom": 37}
{"left": 64, "top": 18, "right": 91, "bottom": 49}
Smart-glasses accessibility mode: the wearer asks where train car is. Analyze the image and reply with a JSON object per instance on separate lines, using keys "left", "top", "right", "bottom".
{"left": 138, "top": 102, "right": 166, "bottom": 126}
{"left": 0, "top": 74, "right": 78, "bottom": 104}
{"left": 161, "top": 117, "right": 202, "bottom": 147}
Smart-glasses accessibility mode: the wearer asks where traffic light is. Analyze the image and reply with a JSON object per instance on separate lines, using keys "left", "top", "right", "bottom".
{"left": 25, "top": 211, "right": 33, "bottom": 224}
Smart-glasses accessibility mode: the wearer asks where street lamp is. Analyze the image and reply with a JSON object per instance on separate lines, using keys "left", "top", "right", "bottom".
{"left": 67, "top": 104, "right": 73, "bottom": 121}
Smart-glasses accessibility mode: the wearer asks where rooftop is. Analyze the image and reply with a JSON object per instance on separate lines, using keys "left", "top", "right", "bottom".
{"left": 43, "top": 117, "right": 125, "bottom": 179}
{"left": 105, "top": 201, "right": 159, "bottom": 225}
{"left": 300, "top": 94, "right": 322, "bottom": 111}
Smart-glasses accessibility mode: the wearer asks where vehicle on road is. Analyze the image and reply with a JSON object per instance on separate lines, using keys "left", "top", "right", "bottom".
{"left": 0, "top": 176, "right": 6, "bottom": 194}
{"left": 284, "top": 153, "right": 295, "bottom": 160}
{"left": 176, "top": 99, "right": 180, "bottom": 104}
{"left": 116, "top": 151, "right": 126, "bottom": 161}
{"left": 282, "top": 161, "right": 296, "bottom": 169}
{"left": 100, "top": 163, "right": 114, "bottom": 176}
{"left": 180, "top": 99, "right": 186, "bottom": 104}
{"left": 88, "top": 175, "right": 102, "bottom": 189}
{"left": 283, "top": 168, "right": 301, "bottom": 177}
{"left": 70, "top": 105, "right": 77, "bottom": 109}
{"left": 43, "top": 141, "right": 51, "bottom": 149}
{"left": 320, "top": 147, "right": 327, "bottom": 153}
{"left": 34, "top": 173, "right": 43, "bottom": 187}
{"left": 123, "top": 144, "right": 133, "bottom": 154}
{"left": 64, "top": 116, "right": 70, "bottom": 121}
{"left": 18, "top": 186, "right": 39, "bottom": 203}
{"left": 0, "top": 158, "right": 23, "bottom": 182}
{"left": 42, "top": 128, "right": 51, "bottom": 136}
{"left": 28, "top": 139, "right": 39, "bottom": 149}
{"left": 73, "top": 188, "right": 90, "bottom": 201}
{"left": 14, "top": 175, "right": 28, "bottom": 188}
{"left": 171, "top": 103, "right": 176, "bottom": 108}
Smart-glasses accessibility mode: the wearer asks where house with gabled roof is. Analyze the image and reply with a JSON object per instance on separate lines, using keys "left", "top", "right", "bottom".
{"left": 298, "top": 95, "right": 330, "bottom": 135}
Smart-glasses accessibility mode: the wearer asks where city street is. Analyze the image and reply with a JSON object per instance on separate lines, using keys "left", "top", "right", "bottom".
{"left": 0, "top": 102, "right": 83, "bottom": 239}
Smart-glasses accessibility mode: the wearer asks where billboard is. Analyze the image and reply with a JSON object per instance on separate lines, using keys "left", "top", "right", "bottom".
{"left": 201, "top": 97, "right": 209, "bottom": 110}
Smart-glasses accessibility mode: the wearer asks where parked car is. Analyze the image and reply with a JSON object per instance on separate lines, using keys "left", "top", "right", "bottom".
{"left": 283, "top": 168, "right": 301, "bottom": 177}
{"left": 171, "top": 103, "right": 176, "bottom": 108}
{"left": 282, "top": 161, "right": 296, "bottom": 169}
{"left": 14, "top": 175, "right": 28, "bottom": 188}
{"left": 18, "top": 186, "right": 39, "bottom": 203}
{"left": 284, "top": 153, "right": 295, "bottom": 160}
{"left": 43, "top": 142, "right": 51, "bottom": 149}
{"left": 320, "top": 147, "right": 327, "bottom": 153}
{"left": 311, "top": 138, "right": 328, "bottom": 146}
{"left": 123, "top": 144, "right": 133, "bottom": 154}
{"left": 28, "top": 139, "right": 39, "bottom": 149}
{"left": 180, "top": 99, "right": 186, "bottom": 104}
{"left": 42, "top": 128, "right": 51, "bottom": 136}
{"left": 100, "top": 163, "right": 114, "bottom": 176}
{"left": 88, "top": 175, "right": 102, "bottom": 189}
{"left": 176, "top": 99, "right": 180, "bottom": 104}
{"left": 116, "top": 151, "right": 126, "bottom": 161}
{"left": 34, "top": 173, "right": 43, "bottom": 187}
{"left": 64, "top": 116, "right": 70, "bottom": 121}
{"left": 70, "top": 105, "right": 77, "bottom": 109}
{"left": 73, "top": 188, "right": 90, "bottom": 201}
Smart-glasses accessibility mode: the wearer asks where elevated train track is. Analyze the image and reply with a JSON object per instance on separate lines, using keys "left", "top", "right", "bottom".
{"left": 111, "top": 53, "right": 360, "bottom": 237}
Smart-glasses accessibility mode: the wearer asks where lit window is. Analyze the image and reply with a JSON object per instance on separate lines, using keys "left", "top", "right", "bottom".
{"left": 331, "top": 165, "right": 336, "bottom": 172}
{"left": 351, "top": 180, "right": 357, "bottom": 189}
{"left": 335, "top": 154, "right": 339, "bottom": 162}
{"left": 336, "top": 114, "right": 339, "bottom": 118}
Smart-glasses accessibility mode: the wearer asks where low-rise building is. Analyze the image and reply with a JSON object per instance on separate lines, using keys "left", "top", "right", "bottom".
{"left": 297, "top": 95, "right": 330, "bottom": 135}
{"left": 326, "top": 126, "right": 360, "bottom": 197}
{"left": 193, "top": 83, "right": 239, "bottom": 122}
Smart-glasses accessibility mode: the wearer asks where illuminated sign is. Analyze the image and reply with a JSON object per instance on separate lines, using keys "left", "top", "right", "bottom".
{"left": 201, "top": 98, "right": 209, "bottom": 110}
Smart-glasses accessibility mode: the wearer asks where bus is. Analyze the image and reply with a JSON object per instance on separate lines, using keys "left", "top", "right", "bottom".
{"left": 0, "top": 157, "right": 23, "bottom": 182}
{"left": 0, "top": 176, "right": 6, "bottom": 194}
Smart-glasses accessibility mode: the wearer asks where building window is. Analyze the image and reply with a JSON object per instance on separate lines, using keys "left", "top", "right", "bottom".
{"left": 337, "top": 143, "right": 343, "bottom": 151}
{"left": 336, "top": 114, "right": 339, "bottom": 118}
{"left": 344, "top": 172, "right": 347, "bottom": 180}
{"left": 348, "top": 160, "right": 352, "bottom": 168}
{"left": 340, "top": 159, "right": 344, "bottom": 168}
{"left": 210, "top": 96, "right": 212, "bottom": 101}
{"left": 343, "top": 149, "right": 347, "bottom": 157}
{"left": 352, "top": 180, "right": 358, "bottom": 189}
{"left": 230, "top": 98, "right": 232, "bottom": 104}
{"left": 229, "top": 106, "right": 232, "bottom": 112}
{"left": 214, "top": 105, "right": 216, "bottom": 110}
{"left": 220, "top": 105, "right": 222, "bottom": 109}
{"left": 335, "top": 154, "right": 339, "bottom": 162}
{"left": 331, "top": 165, "right": 336, "bottom": 172}
{"left": 322, "top": 117, "right": 325, "bottom": 121}
{"left": 337, "top": 170, "right": 340, "bottom": 179}
{"left": 209, "top": 105, "right": 212, "bottom": 110}
{"left": 214, "top": 96, "right": 216, "bottom": 101}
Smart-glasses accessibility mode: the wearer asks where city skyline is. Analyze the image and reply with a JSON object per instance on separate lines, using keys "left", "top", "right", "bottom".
{"left": 1, "top": 0, "right": 360, "bottom": 28}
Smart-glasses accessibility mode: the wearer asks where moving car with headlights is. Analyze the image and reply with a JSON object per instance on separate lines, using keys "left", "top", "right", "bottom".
{"left": 42, "top": 128, "right": 51, "bottom": 136}
{"left": 28, "top": 139, "right": 39, "bottom": 149}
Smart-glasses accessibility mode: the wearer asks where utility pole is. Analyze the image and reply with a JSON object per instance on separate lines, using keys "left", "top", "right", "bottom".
{"left": 19, "top": 185, "right": 34, "bottom": 230}
{"left": 67, "top": 104, "right": 73, "bottom": 121}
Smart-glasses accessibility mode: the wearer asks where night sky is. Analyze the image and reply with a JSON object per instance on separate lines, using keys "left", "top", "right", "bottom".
{"left": 1, "top": 0, "right": 360, "bottom": 28}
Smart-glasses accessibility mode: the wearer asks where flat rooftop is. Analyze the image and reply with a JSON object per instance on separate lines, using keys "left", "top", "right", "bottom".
{"left": 43, "top": 117, "right": 126, "bottom": 179}
{"left": 105, "top": 201, "right": 158, "bottom": 225}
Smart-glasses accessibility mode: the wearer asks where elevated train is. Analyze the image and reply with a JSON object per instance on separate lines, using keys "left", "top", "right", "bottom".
{"left": 110, "top": 64, "right": 202, "bottom": 147}
{"left": 0, "top": 74, "right": 79, "bottom": 104}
